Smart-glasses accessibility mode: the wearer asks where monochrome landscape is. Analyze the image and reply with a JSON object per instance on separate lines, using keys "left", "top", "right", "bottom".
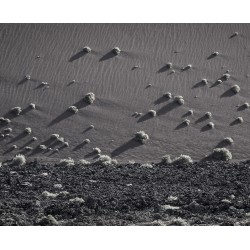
{"left": 0, "top": 24, "right": 249, "bottom": 225}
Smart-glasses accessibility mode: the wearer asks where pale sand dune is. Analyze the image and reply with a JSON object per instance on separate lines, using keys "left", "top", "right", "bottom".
{"left": 0, "top": 24, "right": 249, "bottom": 162}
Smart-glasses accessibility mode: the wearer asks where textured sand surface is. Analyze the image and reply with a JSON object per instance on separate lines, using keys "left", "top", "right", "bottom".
{"left": 0, "top": 24, "right": 249, "bottom": 162}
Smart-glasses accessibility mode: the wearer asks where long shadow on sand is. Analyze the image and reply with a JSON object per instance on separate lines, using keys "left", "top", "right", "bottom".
{"left": 157, "top": 65, "right": 171, "bottom": 73}
{"left": 192, "top": 81, "right": 207, "bottom": 89}
{"left": 48, "top": 101, "right": 89, "bottom": 127}
{"left": 3, "top": 147, "right": 15, "bottom": 155}
{"left": 69, "top": 51, "right": 88, "bottom": 62}
{"left": 181, "top": 66, "right": 192, "bottom": 72}
{"left": 175, "top": 122, "right": 189, "bottom": 130}
{"left": 82, "top": 127, "right": 93, "bottom": 133}
{"left": 58, "top": 144, "right": 68, "bottom": 151}
{"left": 207, "top": 54, "right": 218, "bottom": 60}
{"left": 6, "top": 132, "right": 29, "bottom": 145}
{"left": 18, "top": 149, "right": 31, "bottom": 155}
{"left": 19, "top": 139, "right": 34, "bottom": 149}
{"left": 229, "top": 33, "right": 239, "bottom": 39}
{"left": 3, "top": 106, "right": 34, "bottom": 121}
{"left": 84, "top": 151, "right": 98, "bottom": 159}
{"left": 157, "top": 101, "right": 179, "bottom": 116}
{"left": 21, "top": 106, "right": 33, "bottom": 115}
{"left": 154, "top": 96, "right": 170, "bottom": 105}
{"left": 111, "top": 139, "right": 142, "bottom": 158}
{"left": 48, "top": 110, "right": 76, "bottom": 127}
{"left": 34, "top": 83, "right": 46, "bottom": 90}
{"left": 137, "top": 113, "right": 154, "bottom": 123}
{"left": 49, "top": 140, "right": 62, "bottom": 148}
{"left": 17, "top": 77, "right": 40, "bottom": 87}
{"left": 210, "top": 75, "right": 229, "bottom": 89}
{"left": 99, "top": 51, "right": 116, "bottom": 62}
{"left": 237, "top": 105, "right": 248, "bottom": 111}
{"left": 28, "top": 138, "right": 55, "bottom": 156}
{"left": 28, "top": 146, "right": 44, "bottom": 156}
{"left": 48, "top": 151, "right": 59, "bottom": 157}
{"left": 73, "top": 99, "right": 90, "bottom": 110}
{"left": 73, "top": 141, "right": 88, "bottom": 151}
{"left": 210, "top": 81, "right": 222, "bottom": 88}
{"left": 2, "top": 111, "right": 17, "bottom": 120}
{"left": 230, "top": 119, "right": 242, "bottom": 126}
{"left": 215, "top": 140, "right": 231, "bottom": 148}
{"left": 220, "top": 89, "right": 235, "bottom": 98}
{"left": 195, "top": 115, "right": 208, "bottom": 124}
{"left": 200, "top": 125, "right": 213, "bottom": 132}
{"left": 17, "top": 78, "right": 28, "bottom": 86}
{"left": 182, "top": 111, "right": 192, "bottom": 118}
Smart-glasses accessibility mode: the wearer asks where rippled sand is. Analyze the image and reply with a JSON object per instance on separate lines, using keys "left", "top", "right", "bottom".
{"left": 0, "top": 24, "right": 249, "bottom": 162}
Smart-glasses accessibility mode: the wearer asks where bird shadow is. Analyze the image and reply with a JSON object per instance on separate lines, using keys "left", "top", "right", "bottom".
{"left": 69, "top": 50, "right": 88, "bottom": 62}
{"left": 192, "top": 81, "right": 207, "bottom": 89}
{"left": 73, "top": 141, "right": 88, "bottom": 151}
{"left": 154, "top": 96, "right": 169, "bottom": 105}
{"left": 157, "top": 101, "right": 179, "bottom": 116}
{"left": 99, "top": 51, "right": 116, "bottom": 62}
{"left": 195, "top": 115, "right": 208, "bottom": 124}
{"left": 220, "top": 89, "right": 235, "bottom": 98}
{"left": 137, "top": 113, "right": 154, "bottom": 123}
{"left": 175, "top": 122, "right": 189, "bottom": 130}
{"left": 111, "top": 139, "right": 142, "bottom": 158}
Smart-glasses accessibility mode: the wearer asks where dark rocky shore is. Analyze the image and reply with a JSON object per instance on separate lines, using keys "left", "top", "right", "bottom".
{"left": 0, "top": 160, "right": 250, "bottom": 226}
